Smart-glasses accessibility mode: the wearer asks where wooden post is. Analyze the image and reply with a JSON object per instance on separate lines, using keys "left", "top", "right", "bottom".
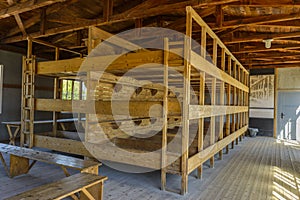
{"left": 219, "top": 48, "right": 225, "bottom": 160}
{"left": 210, "top": 38, "right": 218, "bottom": 168}
{"left": 197, "top": 72, "right": 205, "bottom": 179}
{"left": 181, "top": 7, "right": 192, "bottom": 195}
{"left": 231, "top": 61, "right": 236, "bottom": 149}
{"left": 53, "top": 47, "right": 60, "bottom": 137}
{"left": 225, "top": 56, "right": 231, "bottom": 154}
{"left": 161, "top": 37, "right": 169, "bottom": 191}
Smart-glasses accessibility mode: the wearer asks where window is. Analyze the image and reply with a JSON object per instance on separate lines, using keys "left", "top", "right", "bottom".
{"left": 61, "top": 79, "right": 86, "bottom": 100}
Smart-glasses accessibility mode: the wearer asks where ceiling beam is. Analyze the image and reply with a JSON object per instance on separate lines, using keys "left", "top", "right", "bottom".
{"left": 0, "top": 0, "right": 67, "bottom": 20}
{"left": 4, "top": 0, "right": 77, "bottom": 38}
{"left": 1, "top": 0, "right": 239, "bottom": 44}
{"left": 245, "top": 60, "right": 300, "bottom": 66}
{"left": 209, "top": 12, "right": 300, "bottom": 30}
{"left": 248, "top": 63, "right": 300, "bottom": 69}
{"left": 7, "top": 0, "right": 27, "bottom": 36}
{"left": 222, "top": 32, "right": 300, "bottom": 44}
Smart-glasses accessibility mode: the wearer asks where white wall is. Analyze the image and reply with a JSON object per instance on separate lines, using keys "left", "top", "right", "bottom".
{"left": 277, "top": 68, "right": 300, "bottom": 90}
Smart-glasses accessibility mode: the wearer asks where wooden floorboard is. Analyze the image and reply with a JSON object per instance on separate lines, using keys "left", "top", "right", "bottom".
{"left": 0, "top": 137, "right": 299, "bottom": 200}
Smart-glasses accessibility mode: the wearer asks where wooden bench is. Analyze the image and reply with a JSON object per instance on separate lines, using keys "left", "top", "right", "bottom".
{"left": 5, "top": 173, "right": 108, "bottom": 200}
{"left": 2, "top": 118, "right": 85, "bottom": 145}
{"left": 0, "top": 143, "right": 100, "bottom": 178}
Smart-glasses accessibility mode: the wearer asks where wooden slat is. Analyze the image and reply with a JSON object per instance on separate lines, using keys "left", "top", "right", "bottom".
{"left": 0, "top": 0, "right": 67, "bottom": 20}
{"left": 6, "top": 173, "right": 107, "bottom": 200}
{"left": 190, "top": 51, "right": 248, "bottom": 92}
{"left": 0, "top": 143, "right": 100, "bottom": 171}
{"left": 189, "top": 105, "right": 248, "bottom": 120}
{"left": 188, "top": 125, "right": 248, "bottom": 174}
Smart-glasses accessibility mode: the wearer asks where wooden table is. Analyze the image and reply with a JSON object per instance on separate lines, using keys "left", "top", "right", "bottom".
{"left": 0, "top": 143, "right": 100, "bottom": 178}
{"left": 2, "top": 118, "right": 84, "bottom": 145}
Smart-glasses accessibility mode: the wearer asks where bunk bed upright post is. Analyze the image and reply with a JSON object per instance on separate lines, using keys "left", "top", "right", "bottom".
{"left": 53, "top": 47, "right": 60, "bottom": 137}
{"left": 218, "top": 48, "right": 226, "bottom": 160}
{"left": 225, "top": 55, "right": 232, "bottom": 154}
{"left": 161, "top": 37, "right": 169, "bottom": 191}
{"left": 181, "top": 6, "right": 193, "bottom": 195}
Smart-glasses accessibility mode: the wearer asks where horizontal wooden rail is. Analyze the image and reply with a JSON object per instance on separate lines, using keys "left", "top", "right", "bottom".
{"left": 189, "top": 105, "right": 248, "bottom": 120}
{"left": 34, "top": 135, "right": 178, "bottom": 170}
{"left": 35, "top": 99, "right": 181, "bottom": 116}
{"left": 190, "top": 51, "right": 249, "bottom": 92}
{"left": 188, "top": 125, "right": 248, "bottom": 174}
{"left": 187, "top": 6, "right": 248, "bottom": 75}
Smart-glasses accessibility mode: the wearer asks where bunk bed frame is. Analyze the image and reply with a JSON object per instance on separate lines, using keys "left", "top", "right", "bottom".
{"left": 20, "top": 6, "right": 249, "bottom": 195}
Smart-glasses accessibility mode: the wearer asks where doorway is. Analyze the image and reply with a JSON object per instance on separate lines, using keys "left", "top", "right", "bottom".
{"left": 277, "top": 92, "right": 300, "bottom": 141}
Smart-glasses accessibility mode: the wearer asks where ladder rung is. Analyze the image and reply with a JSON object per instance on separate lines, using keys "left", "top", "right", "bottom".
{"left": 23, "top": 131, "right": 30, "bottom": 135}
{"left": 23, "top": 107, "right": 32, "bottom": 110}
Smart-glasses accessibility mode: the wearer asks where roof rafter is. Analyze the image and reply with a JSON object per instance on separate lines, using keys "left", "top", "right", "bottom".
{"left": 0, "top": 0, "right": 67, "bottom": 20}
{"left": 1, "top": 0, "right": 239, "bottom": 44}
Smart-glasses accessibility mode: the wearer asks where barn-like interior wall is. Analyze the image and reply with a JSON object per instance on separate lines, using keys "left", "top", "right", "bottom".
{"left": 0, "top": 50, "right": 54, "bottom": 141}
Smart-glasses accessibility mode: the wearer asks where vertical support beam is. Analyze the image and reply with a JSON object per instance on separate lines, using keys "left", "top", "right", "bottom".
{"left": 135, "top": 18, "right": 143, "bottom": 37}
{"left": 53, "top": 47, "right": 60, "bottom": 137}
{"left": 181, "top": 7, "right": 193, "bottom": 195}
{"left": 88, "top": 26, "right": 93, "bottom": 54}
{"left": 225, "top": 56, "right": 231, "bottom": 154}
{"left": 161, "top": 37, "right": 169, "bottom": 191}
{"left": 231, "top": 61, "right": 237, "bottom": 149}
{"left": 40, "top": 8, "right": 46, "bottom": 35}
{"left": 219, "top": 48, "right": 225, "bottom": 160}
{"left": 210, "top": 38, "right": 218, "bottom": 168}
{"left": 201, "top": 27, "right": 206, "bottom": 57}
{"left": 197, "top": 72, "right": 205, "bottom": 179}
{"left": 216, "top": 5, "right": 223, "bottom": 28}
{"left": 103, "top": 0, "right": 113, "bottom": 22}
{"left": 210, "top": 77, "right": 216, "bottom": 168}
{"left": 236, "top": 66, "right": 240, "bottom": 145}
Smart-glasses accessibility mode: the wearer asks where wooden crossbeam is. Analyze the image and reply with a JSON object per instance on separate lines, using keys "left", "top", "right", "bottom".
{"left": 0, "top": 0, "right": 67, "bottom": 20}
{"left": 7, "top": 0, "right": 27, "bottom": 36}
{"left": 210, "top": 12, "right": 300, "bottom": 30}
{"left": 222, "top": 32, "right": 300, "bottom": 44}
{"left": 1, "top": 0, "right": 239, "bottom": 43}
{"left": 5, "top": 0, "right": 78, "bottom": 37}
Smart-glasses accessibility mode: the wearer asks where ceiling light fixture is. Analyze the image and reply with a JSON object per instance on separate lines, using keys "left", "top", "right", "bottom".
{"left": 263, "top": 39, "right": 273, "bottom": 49}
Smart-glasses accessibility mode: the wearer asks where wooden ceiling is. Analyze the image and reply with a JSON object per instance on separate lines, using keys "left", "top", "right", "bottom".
{"left": 0, "top": 0, "right": 300, "bottom": 69}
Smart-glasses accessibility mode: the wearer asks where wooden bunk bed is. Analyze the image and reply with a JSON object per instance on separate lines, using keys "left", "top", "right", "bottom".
{"left": 20, "top": 6, "right": 249, "bottom": 195}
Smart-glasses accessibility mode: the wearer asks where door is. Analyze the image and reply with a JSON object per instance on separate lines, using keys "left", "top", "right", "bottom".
{"left": 277, "top": 92, "right": 300, "bottom": 141}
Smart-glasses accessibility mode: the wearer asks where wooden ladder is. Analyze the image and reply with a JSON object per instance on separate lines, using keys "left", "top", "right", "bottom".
{"left": 20, "top": 56, "right": 36, "bottom": 148}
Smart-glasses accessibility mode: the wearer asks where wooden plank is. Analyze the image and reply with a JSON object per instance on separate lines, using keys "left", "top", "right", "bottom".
{"left": 0, "top": 144, "right": 100, "bottom": 172}
{"left": 35, "top": 99, "right": 181, "bottom": 117}
{"left": 190, "top": 51, "right": 248, "bottom": 92}
{"left": 2, "top": 0, "right": 239, "bottom": 44}
{"left": 197, "top": 72, "right": 205, "bottom": 179}
{"left": 10, "top": 155, "right": 29, "bottom": 178}
{"left": 187, "top": 125, "right": 248, "bottom": 174}
{"left": 187, "top": 6, "right": 248, "bottom": 74}
{"left": 0, "top": 0, "right": 67, "bottom": 20}
{"left": 34, "top": 135, "right": 178, "bottom": 170}
{"left": 6, "top": 173, "right": 107, "bottom": 200}
{"left": 210, "top": 78, "right": 217, "bottom": 168}
{"left": 181, "top": 7, "right": 192, "bottom": 194}
{"left": 36, "top": 51, "right": 183, "bottom": 75}
{"left": 161, "top": 37, "right": 169, "bottom": 191}
{"left": 89, "top": 26, "right": 147, "bottom": 52}
{"left": 189, "top": 105, "right": 248, "bottom": 119}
